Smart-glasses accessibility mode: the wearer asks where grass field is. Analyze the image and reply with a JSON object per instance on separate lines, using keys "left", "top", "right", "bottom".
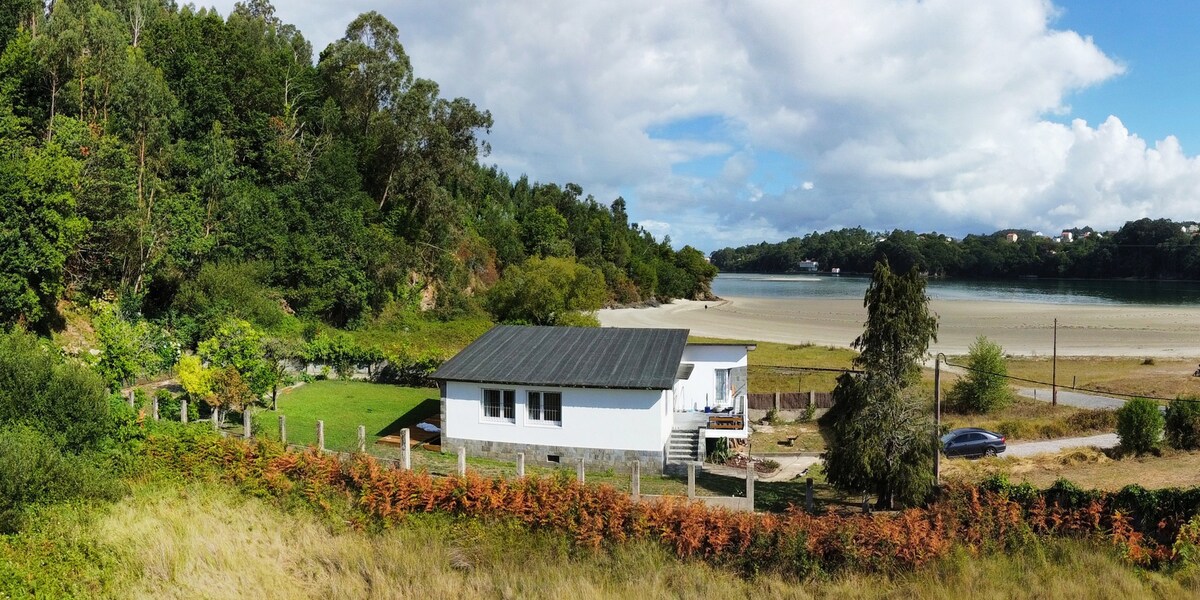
{"left": 943, "top": 447, "right": 1200, "bottom": 491}
{"left": 6, "top": 478, "right": 1200, "bottom": 599}
{"left": 999, "top": 356, "right": 1199, "bottom": 400}
{"left": 691, "top": 336, "right": 858, "bottom": 393}
{"left": 254, "top": 380, "right": 440, "bottom": 452}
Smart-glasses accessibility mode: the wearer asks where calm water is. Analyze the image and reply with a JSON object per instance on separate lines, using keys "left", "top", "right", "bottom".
{"left": 712, "top": 273, "right": 1200, "bottom": 306}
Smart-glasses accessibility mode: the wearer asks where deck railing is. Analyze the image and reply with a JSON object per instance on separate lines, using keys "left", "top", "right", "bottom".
{"left": 707, "top": 414, "right": 745, "bottom": 430}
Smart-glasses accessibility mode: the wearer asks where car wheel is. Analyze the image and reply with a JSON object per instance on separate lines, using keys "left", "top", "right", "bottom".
{"left": 984, "top": 447, "right": 997, "bottom": 458}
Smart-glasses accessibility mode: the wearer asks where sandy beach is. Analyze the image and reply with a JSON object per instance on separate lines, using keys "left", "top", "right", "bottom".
{"left": 599, "top": 296, "right": 1200, "bottom": 358}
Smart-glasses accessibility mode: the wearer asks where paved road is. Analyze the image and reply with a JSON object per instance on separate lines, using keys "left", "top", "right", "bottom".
{"left": 1003, "top": 433, "right": 1119, "bottom": 458}
{"left": 1017, "top": 387, "right": 1126, "bottom": 410}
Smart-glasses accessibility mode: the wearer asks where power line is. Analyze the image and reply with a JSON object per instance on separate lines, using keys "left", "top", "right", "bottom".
{"left": 941, "top": 358, "right": 1194, "bottom": 404}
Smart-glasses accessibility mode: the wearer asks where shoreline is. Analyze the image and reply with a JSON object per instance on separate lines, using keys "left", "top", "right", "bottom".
{"left": 598, "top": 296, "right": 1200, "bottom": 357}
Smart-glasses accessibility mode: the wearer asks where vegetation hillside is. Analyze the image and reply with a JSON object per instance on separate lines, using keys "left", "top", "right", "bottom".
{"left": 0, "top": 0, "right": 715, "bottom": 351}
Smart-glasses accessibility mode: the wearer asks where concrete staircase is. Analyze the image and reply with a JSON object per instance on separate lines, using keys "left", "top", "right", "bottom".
{"left": 667, "top": 428, "right": 701, "bottom": 465}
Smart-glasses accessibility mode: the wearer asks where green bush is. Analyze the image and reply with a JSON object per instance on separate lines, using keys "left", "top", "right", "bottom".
{"left": 0, "top": 329, "right": 113, "bottom": 452}
{"left": 0, "top": 423, "right": 120, "bottom": 532}
{"left": 947, "top": 336, "right": 1012, "bottom": 414}
{"left": 1115, "top": 397, "right": 1164, "bottom": 455}
{"left": 1165, "top": 397, "right": 1200, "bottom": 450}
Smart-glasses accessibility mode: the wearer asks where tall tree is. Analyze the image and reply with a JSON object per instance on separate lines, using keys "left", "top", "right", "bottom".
{"left": 822, "top": 260, "right": 938, "bottom": 509}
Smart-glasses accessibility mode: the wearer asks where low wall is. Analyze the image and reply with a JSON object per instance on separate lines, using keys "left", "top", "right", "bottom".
{"left": 442, "top": 436, "right": 666, "bottom": 474}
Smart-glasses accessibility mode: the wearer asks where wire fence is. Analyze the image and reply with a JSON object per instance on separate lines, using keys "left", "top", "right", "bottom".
{"left": 940, "top": 357, "right": 1195, "bottom": 404}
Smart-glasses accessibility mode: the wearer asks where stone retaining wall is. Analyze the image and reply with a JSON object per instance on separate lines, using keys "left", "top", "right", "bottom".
{"left": 442, "top": 436, "right": 666, "bottom": 474}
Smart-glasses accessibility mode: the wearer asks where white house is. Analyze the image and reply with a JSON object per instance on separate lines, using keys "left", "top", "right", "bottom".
{"left": 432, "top": 325, "right": 753, "bottom": 473}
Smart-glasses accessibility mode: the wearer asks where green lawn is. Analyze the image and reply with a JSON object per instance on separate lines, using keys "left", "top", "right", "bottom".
{"left": 255, "top": 380, "right": 440, "bottom": 452}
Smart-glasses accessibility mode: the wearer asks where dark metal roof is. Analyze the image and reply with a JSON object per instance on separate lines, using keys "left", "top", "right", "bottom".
{"left": 431, "top": 325, "right": 690, "bottom": 390}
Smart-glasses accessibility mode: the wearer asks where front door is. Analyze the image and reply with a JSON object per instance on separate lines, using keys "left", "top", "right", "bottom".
{"left": 714, "top": 369, "right": 729, "bottom": 405}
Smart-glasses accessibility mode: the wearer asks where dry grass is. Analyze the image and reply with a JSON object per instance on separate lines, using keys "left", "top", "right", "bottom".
{"left": 1004, "top": 356, "right": 1199, "bottom": 400}
{"left": 942, "top": 448, "right": 1200, "bottom": 491}
{"left": 60, "top": 480, "right": 1200, "bottom": 599}
{"left": 750, "top": 421, "right": 828, "bottom": 453}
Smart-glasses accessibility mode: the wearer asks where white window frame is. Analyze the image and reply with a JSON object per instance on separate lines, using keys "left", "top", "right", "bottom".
{"left": 526, "top": 390, "right": 563, "bottom": 426}
{"left": 481, "top": 388, "right": 516, "bottom": 423}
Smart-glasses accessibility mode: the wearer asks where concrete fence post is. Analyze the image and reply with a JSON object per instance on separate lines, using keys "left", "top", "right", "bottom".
{"left": 576, "top": 457, "right": 586, "bottom": 484}
{"left": 746, "top": 464, "right": 755, "bottom": 511}
{"left": 180, "top": 398, "right": 188, "bottom": 424}
{"left": 152, "top": 396, "right": 159, "bottom": 421}
{"left": 631, "top": 460, "right": 641, "bottom": 501}
{"left": 808, "top": 390, "right": 815, "bottom": 408}
{"left": 773, "top": 391, "right": 781, "bottom": 412}
{"left": 516, "top": 452, "right": 525, "bottom": 478}
{"left": 211, "top": 409, "right": 219, "bottom": 431}
{"left": 316, "top": 420, "right": 325, "bottom": 452}
{"left": 457, "top": 447, "right": 466, "bottom": 475}
{"left": 805, "top": 477, "right": 814, "bottom": 513}
{"left": 278, "top": 415, "right": 287, "bottom": 445}
{"left": 357, "top": 425, "right": 366, "bottom": 453}
{"left": 243, "top": 409, "right": 252, "bottom": 439}
{"left": 401, "top": 428, "right": 411, "bottom": 470}
{"left": 862, "top": 497, "right": 870, "bottom": 514}
{"left": 127, "top": 391, "right": 136, "bottom": 409}
{"left": 687, "top": 462, "right": 697, "bottom": 499}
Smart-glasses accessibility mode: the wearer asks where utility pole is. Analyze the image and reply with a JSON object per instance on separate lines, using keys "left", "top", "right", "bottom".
{"left": 934, "top": 354, "right": 942, "bottom": 487}
{"left": 1052, "top": 318, "right": 1058, "bottom": 407}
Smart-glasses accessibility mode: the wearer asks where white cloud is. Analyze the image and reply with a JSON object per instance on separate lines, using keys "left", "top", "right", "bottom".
{"left": 205, "top": 1, "right": 1200, "bottom": 250}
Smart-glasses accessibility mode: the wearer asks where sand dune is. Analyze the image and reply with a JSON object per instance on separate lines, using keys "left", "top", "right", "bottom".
{"left": 599, "top": 296, "right": 1200, "bottom": 358}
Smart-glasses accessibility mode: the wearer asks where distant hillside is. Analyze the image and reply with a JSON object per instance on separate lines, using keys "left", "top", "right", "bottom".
{"left": 711, "top": 219, "right": 1200, "bottom": 279}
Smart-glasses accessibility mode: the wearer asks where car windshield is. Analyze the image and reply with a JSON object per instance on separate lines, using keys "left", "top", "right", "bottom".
{"left": 940, "top": 432, "right": 956, "bottom": 444}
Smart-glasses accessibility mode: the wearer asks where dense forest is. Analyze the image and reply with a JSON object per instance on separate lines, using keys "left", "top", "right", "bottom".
{"left": 711, "top": 219, "right": 1200, "bottom": 280}
{"left": 0, "top": 0, "right": 716, "bottom": 348}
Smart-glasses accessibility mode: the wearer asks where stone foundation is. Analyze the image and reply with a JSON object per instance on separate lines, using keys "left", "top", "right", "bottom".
{"left": 443, "top": 436, "right": 666, "bottom": 474}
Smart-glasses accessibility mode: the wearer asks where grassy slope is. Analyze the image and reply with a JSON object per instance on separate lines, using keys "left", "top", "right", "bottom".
{"left": 254, "top": 381, "right": 440, "bottom": 452}
{"left": 944, "top": 447, "right": 1200, "bottom": 491}
{"left": 4, "top": 478, "right": 1200, "bottom": 599}
{"left": 1000, "top": 356, "right": 1197, "bottom": 400}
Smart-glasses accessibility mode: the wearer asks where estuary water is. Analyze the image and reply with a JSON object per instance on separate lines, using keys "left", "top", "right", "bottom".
{"left": 711, "top": 273, "right": 1200, "bottom": 306}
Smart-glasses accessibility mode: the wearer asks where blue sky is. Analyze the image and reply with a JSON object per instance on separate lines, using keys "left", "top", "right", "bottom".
{"left": 213, "top": 1, "right": 1200, "bottom": 252}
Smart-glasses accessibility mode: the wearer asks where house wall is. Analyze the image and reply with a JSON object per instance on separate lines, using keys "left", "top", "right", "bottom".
{"left": 675, "top": 345, "right": 749, "bottom": 412}
{"left": 442, "top": 381, "right": 669, "bottom": 471}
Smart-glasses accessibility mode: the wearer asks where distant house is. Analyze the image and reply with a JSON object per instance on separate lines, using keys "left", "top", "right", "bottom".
{"left": 1005, "top": 233, "right": 1019, "bottom": 243}
{"left": 797, "top": 259, "right": 819, "bottom": 273}
{"left": 1061, "top": 231, "right": 1074, "bottom": 243}
{"left": 432, "top": 325, "right": 753, "bottom": 473}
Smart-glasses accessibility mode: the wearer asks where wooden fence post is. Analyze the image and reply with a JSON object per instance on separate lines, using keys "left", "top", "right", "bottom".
{"left": 316, "top": 420, "right": 325, "bottom": 452}
{"left": 805, "top": 477, "right": 814, "bottom": 513}
{"left": 279, "top": 414, "right": 287, "bottom": 445}
{"left": 457, "top": 447, "right": 466, "bottom": 475}
{"left": 576, "top": 457, "right": 586, "bottom": 483}
{"left": 687, "top": 462, "right": 697, "bottom": 498}
{"left": 516, "top": 452, "right": 525, "bottom": 477}
{"left": 746, "top": 464, "right": 755, "bottom": 511}
{"left": 243, "top": 409, "right": 252, "bottom": 439}
{"left": 180, "top": 398, "right": 188, "bottom": 424}
{"left": 631, "top": 461, "right": 640, "bottom": 501}
{"left": 401, "top": 428, "right": 411, "bottom": 470}
{"left": 152, "top": 396, "right": 159, "bottom": 421}
{"left": 357, "top": 425, "right": 366, "bottom": 453}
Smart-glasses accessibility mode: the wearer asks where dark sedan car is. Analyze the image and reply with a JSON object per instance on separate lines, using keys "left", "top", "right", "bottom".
{"left": 941, "top": 427, "right": 1006, "bottom": 458}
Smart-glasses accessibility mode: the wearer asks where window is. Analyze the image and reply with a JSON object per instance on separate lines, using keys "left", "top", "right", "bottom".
{"left": 482, "top": 389, "right": 515, "bottom": 422}
{"left": 527, "top": 391, "right": 562, "bottom": 424}
{"left": 715, "top": 369, "right": 729, "bottom": 403}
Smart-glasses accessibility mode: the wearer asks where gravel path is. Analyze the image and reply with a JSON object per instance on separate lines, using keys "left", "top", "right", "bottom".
{"left": 1017, "top": 387, "right": 1126, "bottom": 410}
{"left": 1003, "top": 433, "right": 1119, "bottom": 458}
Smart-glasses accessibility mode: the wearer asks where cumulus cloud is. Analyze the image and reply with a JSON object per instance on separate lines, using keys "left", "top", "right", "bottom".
{"left": 208, "top": 0, "right": 1200, "bottom": 250}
